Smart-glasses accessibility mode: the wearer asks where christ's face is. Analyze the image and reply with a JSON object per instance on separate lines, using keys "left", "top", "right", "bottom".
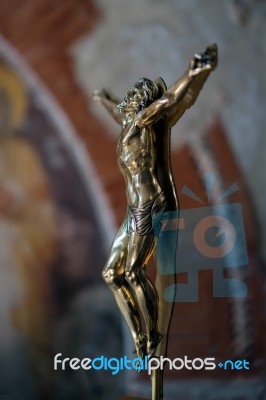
{"left": 118, "top": 82, "right": 146, "bottom": 115}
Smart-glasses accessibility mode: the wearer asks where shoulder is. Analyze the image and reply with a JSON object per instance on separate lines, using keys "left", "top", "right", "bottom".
{"left": 134, "top": 98, "right": 169, "bottom": 129}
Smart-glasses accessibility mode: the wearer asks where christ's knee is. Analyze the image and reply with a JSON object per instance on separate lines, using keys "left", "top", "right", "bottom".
{"left": 102, "top": 267, "right": 123, "bottom": 290}
{"left": 125, "top": 264, "right": 140, "bottom": 285}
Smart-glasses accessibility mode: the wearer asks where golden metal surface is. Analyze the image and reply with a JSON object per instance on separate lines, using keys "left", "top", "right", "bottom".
{"left": 94, "top": 44, "right": 217, "bottom": 399}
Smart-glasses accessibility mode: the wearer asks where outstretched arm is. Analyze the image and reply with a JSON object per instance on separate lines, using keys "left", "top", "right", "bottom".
{"left": 167, "top": 44, "right": 217, "bottom": 127}
{"left": 93, "top": 89, "right": 124, "bottom": 125}
{"left": 135, "top": 44, "right": 217, "bottom": 129}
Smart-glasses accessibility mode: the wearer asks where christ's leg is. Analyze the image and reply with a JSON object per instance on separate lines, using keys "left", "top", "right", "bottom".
{"left": 102, "top": 224, "right": 144, "bottom": 347}
{"left": 125, "top": 232, "right": 160, "bottom": 356}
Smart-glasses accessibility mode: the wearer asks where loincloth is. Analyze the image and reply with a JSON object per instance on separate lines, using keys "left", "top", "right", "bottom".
{"left": 123, "top": 191, "right": 166, "bottom": 236}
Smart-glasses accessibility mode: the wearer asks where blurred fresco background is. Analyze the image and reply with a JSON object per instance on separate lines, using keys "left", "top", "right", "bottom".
{"left": 0, "top": 1, "right": 266, "bottom": 399}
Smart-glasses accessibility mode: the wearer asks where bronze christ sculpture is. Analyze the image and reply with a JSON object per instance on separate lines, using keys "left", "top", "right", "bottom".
{"left": 93, "top": 44, "right": 217, "bottom": 400}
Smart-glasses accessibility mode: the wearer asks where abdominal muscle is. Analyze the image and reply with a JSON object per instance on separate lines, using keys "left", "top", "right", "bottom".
{"left": 126, "top": 170, "right": 163, "bottom": 207}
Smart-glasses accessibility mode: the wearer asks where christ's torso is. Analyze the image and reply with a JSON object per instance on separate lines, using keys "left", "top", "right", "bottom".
{"left": 117, "top": 124, "right": 162, "bottom": 207}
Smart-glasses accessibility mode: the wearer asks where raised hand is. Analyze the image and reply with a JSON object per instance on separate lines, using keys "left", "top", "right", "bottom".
{"left": 189, "top": 43, "right": 218, "bottom": 77}
{"left": 92, "top": 89, "right": 109, "bottom": 104}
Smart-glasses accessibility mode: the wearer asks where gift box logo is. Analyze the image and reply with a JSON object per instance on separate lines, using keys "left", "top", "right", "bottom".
{"left": 153, "top": 173, "right": 248, "bottom": 302}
